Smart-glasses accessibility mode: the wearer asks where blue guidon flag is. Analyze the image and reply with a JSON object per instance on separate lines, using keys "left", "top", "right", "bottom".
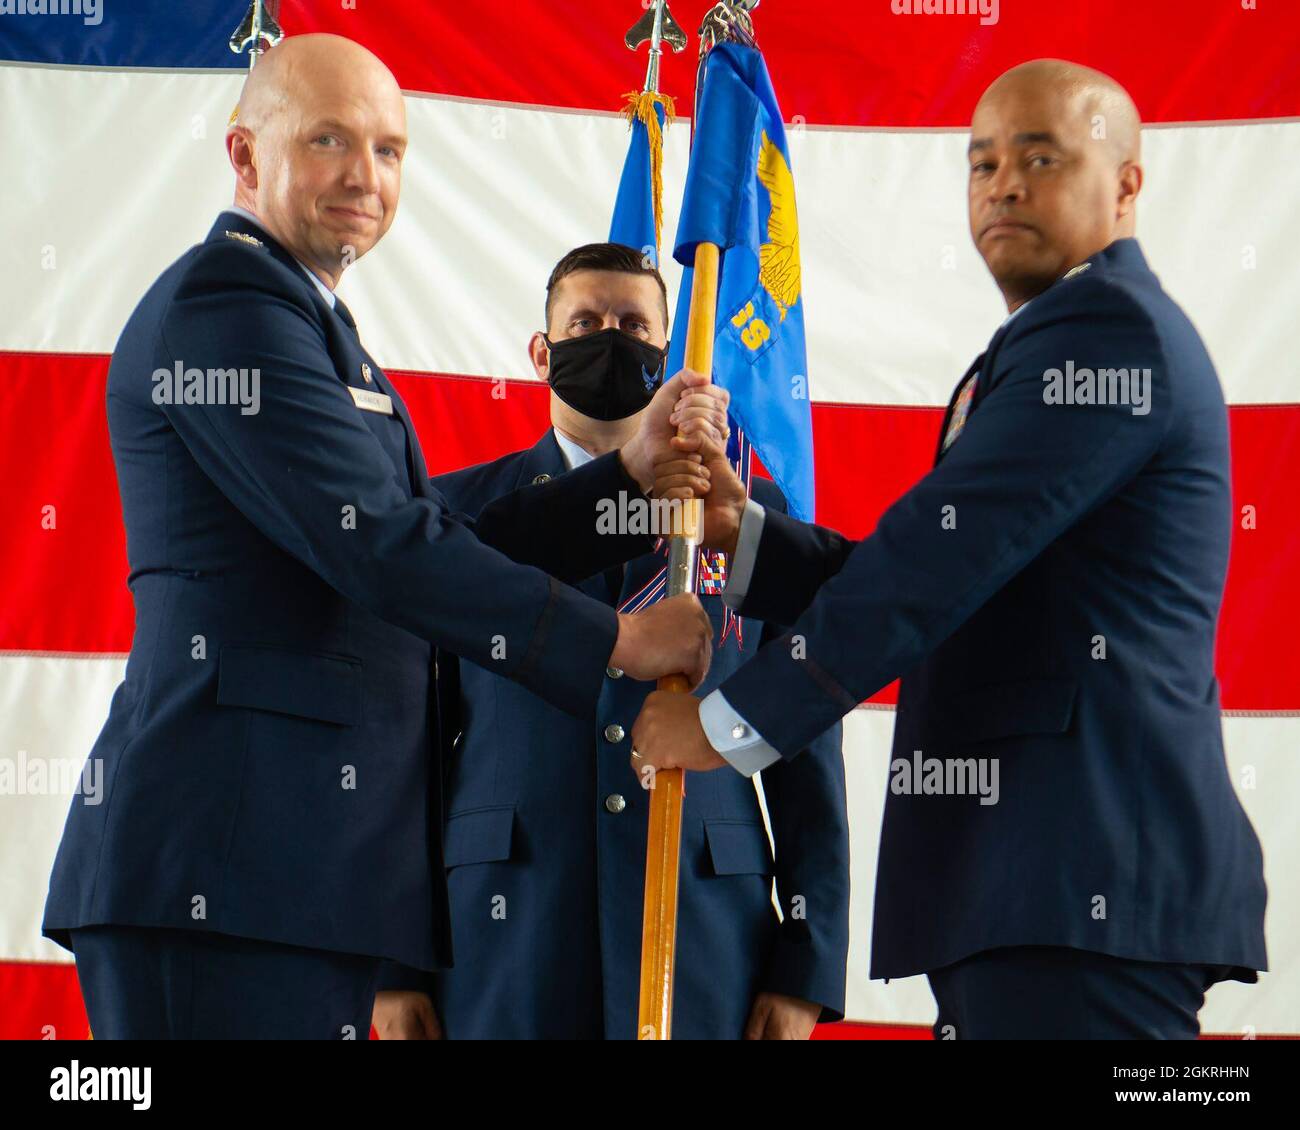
{"left": 609, "top": 73, "right": 752, "bottom": 646}
{"left": 609, "top": 92, "right": 671, "bottom": 268}
{"left": 666, "top": 42, "right": 815, "bottom": 527}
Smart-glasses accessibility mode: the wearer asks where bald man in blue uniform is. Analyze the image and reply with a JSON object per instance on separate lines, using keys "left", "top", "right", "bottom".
{"left": 42, "top": 36, "right": 726, "bottom": 1040}
{"left": 634, "top": 60, "right": 1267, "bottom": 1040}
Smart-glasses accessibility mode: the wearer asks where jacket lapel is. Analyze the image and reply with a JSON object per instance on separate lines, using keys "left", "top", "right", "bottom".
{"left": 365, "top": 361, "right": 429, "bottom": 494}
{"left": 514, "top": 430, "right": 568, "bottom": 491}
{"left": 932, "top": 241, "right": 1130, "bottom": 467}
{"left": 518, "top": 432, "right": 616, "bottom": 603}
{"left": 934, "top": 352, "right": 984, "bottom": 466}
{"left": 209, "top": 213, "right": 430, "bottom": 495}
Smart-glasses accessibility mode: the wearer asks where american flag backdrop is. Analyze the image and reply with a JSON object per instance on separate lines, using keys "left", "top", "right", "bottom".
{"left": 1, "top": 1, "right": 1298, "bottom": 1039}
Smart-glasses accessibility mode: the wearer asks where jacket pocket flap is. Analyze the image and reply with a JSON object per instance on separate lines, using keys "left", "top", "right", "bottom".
{"left": 216, "top": 645, "right": 360, "bottom": 726}
{"left": 444, "top": 805, "right": 515, "bottom": 868}
{"left": 705, "top": 820, "right": 773, "bottom": 876}
{"left": 944, "top": 679, "right": 1078, "bottom": 745}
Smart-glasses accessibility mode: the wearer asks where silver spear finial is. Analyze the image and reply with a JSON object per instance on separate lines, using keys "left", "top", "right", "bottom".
{"left": 626, "top": 0, "right": 688, "bottom": 94}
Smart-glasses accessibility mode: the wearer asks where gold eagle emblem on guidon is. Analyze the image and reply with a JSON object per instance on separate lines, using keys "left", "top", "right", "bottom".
{"left": 756, "top": 130, "right": 801, "bottom": 322}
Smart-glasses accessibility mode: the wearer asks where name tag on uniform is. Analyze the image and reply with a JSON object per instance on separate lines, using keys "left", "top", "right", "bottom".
{"left": 349, "top": 386, "right": 394, "bottom": 416}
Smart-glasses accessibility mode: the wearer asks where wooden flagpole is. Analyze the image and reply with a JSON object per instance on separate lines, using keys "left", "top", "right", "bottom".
{"left": 637, "top": 0, "right": 759, "bottom": 1042}
{"left": 637, "top": 243, "right": 719, "bottom": 1040}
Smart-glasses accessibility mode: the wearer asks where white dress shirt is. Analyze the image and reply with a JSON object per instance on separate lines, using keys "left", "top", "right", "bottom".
{"left": 552, "top": 427, "right": 596, "bottom": 471}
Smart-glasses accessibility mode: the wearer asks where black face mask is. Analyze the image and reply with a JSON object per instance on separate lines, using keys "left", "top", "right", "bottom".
{"left": 544, "top": 328, "right": 667, "bottom": 422}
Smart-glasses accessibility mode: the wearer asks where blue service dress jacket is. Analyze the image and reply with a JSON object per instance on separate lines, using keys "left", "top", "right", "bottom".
{"left": 43, "top": 213, "right": 657, "bottom": 976}
{"left": 377, "top": 431, "right": 850, "bottom": 1038}
{"left": 717, "top": 239, "right": 1268, "bottom": 983}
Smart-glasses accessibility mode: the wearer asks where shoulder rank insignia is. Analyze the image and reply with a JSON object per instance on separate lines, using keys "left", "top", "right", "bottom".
{"left": 1062, "top": 262, "right": 1092, "bottom": 281}
{"left": 223, "top": 230, "right": 264, "bottom": 249}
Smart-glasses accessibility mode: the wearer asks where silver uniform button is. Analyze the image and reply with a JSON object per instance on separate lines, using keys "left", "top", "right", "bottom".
{"left": 731, "top": 723, "right": 749, "bottom": 741}
{"left": 604, "top": 723, "right": 625, "bottom": 743}
{"left": 605, "top": 794, "right": 627, "bottom": 814}
{"left": 606, "top": 666, "right": 624, "bottom": 679}
{"left": 532, "top": 473, "right": 551, "bottom": 485}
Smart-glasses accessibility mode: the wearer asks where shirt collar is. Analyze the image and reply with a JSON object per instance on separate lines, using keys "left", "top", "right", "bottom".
{"left": 552, "top": 428, "right": 596, "bottom": 472}
{"left": 223, "top": 207, "right": 337, "bottom": 309}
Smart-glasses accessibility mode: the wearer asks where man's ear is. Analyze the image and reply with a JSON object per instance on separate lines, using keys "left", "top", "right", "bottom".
{"left": 1116, "top": 160, "right": 1143, "bottom": 222}
{"left": 227, "top": 127, "right": 258, "bottom": 192}
{"left": 528, "top": 331, "right": 551, "bottom": 381}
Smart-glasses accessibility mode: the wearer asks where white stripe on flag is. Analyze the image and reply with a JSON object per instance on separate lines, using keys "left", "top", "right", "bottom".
{"left": 3, "top": 65, "right": 1298, "bottom": 406}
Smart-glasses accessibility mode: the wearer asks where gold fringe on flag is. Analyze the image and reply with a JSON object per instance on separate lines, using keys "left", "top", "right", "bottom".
{"left": 620, "top": 90, "right": 677, "bottom": 256}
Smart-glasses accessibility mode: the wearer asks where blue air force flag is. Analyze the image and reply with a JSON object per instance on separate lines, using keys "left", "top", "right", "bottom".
{"left": 666, "top": 43, "right": 815, "bottom": 522}
{"left": 607, "top": 86, "right": 745, "bottom": 644}
{"left": 609, "top": 93, "right": 671, "bottom": 266}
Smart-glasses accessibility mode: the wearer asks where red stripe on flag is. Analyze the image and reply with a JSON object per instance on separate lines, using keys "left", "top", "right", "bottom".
{"left": 0, "top": 353, "right": 133, "bottom": 653}
{"left": 1218, "top": 405, "right": 1300, "bottom": 711}
{"left": 278, "top": 0, "right": 1300, "bottom": 126}
{"left": 1, "top": 356, "right": 1296, "bottom": 710}
{"left": 394, "top": 370, "right": 553, "bottom": 477}
{"left": 804, "top": 404, "right": 947, "bottom": 707}
{"left": 0, "top": 961, "right": 87, "bottom": 1041}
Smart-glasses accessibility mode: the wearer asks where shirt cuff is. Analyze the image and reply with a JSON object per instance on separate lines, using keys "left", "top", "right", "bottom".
{"left": 698, "top": 688, "right": 782, "bottom": 777}
{"left": 723, "top": 499, "right": 766, "bottom": 611}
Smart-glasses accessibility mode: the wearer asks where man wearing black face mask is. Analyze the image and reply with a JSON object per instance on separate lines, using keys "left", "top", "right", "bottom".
{"left": 371, "top": 244, "right": 850, "bottom": 1040}
{"left": 543, "top": 311, "right": 670, "bottom": 423}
